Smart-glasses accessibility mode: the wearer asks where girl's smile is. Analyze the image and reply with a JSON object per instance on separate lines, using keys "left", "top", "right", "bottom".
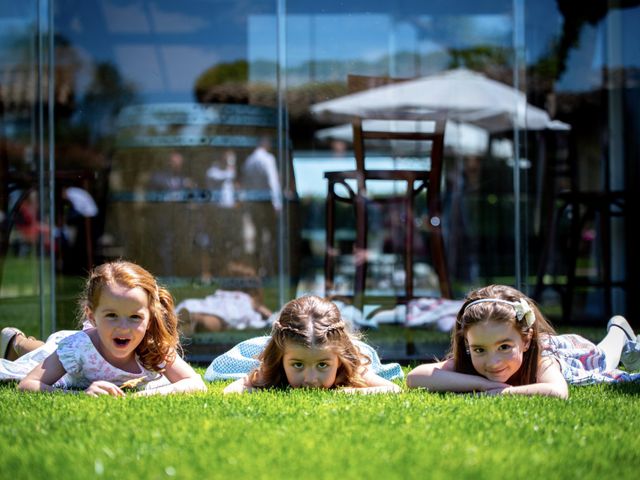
{"left": 282, "top": 342, "right": 340, "bottom": 388}
{"left": 466, "top": 320, "right": 530, "bottom": 383}
{"left": 87, "top": 282, "right": 150, "bottom": 372}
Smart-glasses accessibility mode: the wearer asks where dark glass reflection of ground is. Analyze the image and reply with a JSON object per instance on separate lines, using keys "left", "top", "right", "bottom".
{"left": 0, "top": 257, "right": 609, "bottom": 366}
{"left": 181, "top": 324, "right": 605, "bottom": 366}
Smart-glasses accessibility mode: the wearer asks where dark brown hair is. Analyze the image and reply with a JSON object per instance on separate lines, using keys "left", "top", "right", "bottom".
{"left": 80, "top": 260, "right": 180, "bottom": 372}
{"left": 450, "top": 284, "right": 556, "bottom": 385}
{"left": 249, "top": 295, "right": 370, "bottom": 389}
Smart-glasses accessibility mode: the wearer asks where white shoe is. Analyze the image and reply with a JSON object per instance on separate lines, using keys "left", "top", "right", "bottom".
{"left": 607, "top": 316, "right": 635, "bottom": 341}
{"left": 606, "top": 316, "right": 640, "bottom": 371}
{"left": 621, "top": 340, "right": 640, "bottom": 372}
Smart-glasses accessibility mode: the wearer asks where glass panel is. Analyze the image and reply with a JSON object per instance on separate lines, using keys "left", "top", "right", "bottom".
{"left": 5, "top": 1, "right": 283, "bottom": 338}
{"left": 0, "top": 1, "right": 55, "bottom": 338}
{"left": 285, "top": 1, "right": 529, "bottom": 324}
{"left": 525, "top": 1, "right": 634, "bottom": 324}
{"left": 2, "top": 0, "right": 634, "bottom": 345}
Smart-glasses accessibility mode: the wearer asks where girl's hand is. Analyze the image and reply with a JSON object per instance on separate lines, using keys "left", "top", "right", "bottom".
{"left": 340, "top": 369, "right": 402, "bottom": 394}
{"left": 339, "top": 384, "right": 401, "bottom": 394}
{"left": 484, "top": 386, "right": 511, "bottom": 396}
{"left": 85, "top": 381, "right": 125, "bottom": 397}
{"left": 18, "top": 352, "right": 67, "bottom": 393}
{"left": 407, "top": 359, "right": 510, "bottom": 392}
{"left": 483, "top": 358, "right": 569, "bottom": 399}
{"left": 131, "top": 354, "right": 206, "bottom": 396}
{"left": 223, "top": 376, "right": 255, "bottom": 394}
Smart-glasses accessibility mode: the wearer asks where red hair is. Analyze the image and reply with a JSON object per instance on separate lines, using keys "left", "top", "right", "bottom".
{"left": 80, "top": 260, "right": 180, "bottom": 372}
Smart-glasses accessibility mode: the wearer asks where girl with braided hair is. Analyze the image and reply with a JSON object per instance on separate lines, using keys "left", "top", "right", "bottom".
{"left": 407, "top": 284, "right": 640, "bottom": 398}
{"left": 206, "top": 295, "right": 402, "bottom": 393}
{"left": 1, "top": 260, "right": 205, "bottom": 396}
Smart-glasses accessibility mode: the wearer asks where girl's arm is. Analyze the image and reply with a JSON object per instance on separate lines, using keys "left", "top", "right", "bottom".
{"left": 340, "top": 368, "right": 402, "bottom": 394}
{"left": 20, "top": 352, "right": 128, "bottom": 397}
{"left": 223, "top": 375, "right": 256, "bottom": 394}
{"left": 406, "top": 358, "right": 510, "bottom": 392}
{"left": 19, "top": 352, "right": 68, "bottom": 393}
{"left": 136, "top": 354, "right": 206, "bottom": 396}
{"left": 486, "top": 357, "right": 569, "bottom": 399}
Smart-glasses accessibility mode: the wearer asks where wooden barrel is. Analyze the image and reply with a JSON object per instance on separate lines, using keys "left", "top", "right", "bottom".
{"left": 105, "top": 103, "right": 282, "bottom": 283}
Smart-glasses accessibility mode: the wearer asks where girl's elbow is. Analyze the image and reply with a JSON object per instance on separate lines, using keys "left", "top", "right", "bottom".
{"left": 17, "top": 379, "right": 37, "bottom": 392}
{"left": 553, "top": 378, "right": 569, "bottom": 399}
{"left": 182, "top": 375, "right": 207, "bottom": 393}
{"left": 387, "top": 383, "right": 402, "bottom": 393}
{"left": 223, "top": 379, "right": 246, "bottom": 394}
{"left": 544, "top": 382, "right": 569, "bottom": 399}
{"left": 406, "top": 367, "right": 432, "bottom": 388}
{"left": 556, "top": 385, "right": 569, "bottom": 400}
{"left": 193, "top": 377, "right": 207, "bottom": 392}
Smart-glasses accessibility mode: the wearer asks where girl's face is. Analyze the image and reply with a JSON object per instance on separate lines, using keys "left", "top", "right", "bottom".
{"left": 282, "top": 341, "right": 340, "bottom": 388}
{"left": 465, "top": 319, "right": 530, "bottom": 383}
{"left": 88, "top": 282, "right": 150, "bottom": 370}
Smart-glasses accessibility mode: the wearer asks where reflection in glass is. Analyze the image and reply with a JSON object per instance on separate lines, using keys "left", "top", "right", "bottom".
{"left": 0, "top": 0, "right": 636, "bottom": 343}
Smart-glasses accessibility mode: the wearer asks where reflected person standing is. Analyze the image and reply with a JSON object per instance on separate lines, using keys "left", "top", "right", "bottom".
{"left": 241, "top": 136, "right": 282, "bottom": 279}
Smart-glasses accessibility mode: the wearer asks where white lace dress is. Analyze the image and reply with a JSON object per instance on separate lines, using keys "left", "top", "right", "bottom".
{"left": 0, "top": 329, "right": 166, "bottom": 390}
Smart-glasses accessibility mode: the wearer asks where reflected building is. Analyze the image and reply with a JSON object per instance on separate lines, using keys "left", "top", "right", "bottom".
{"left": 0, "top": 0, "right": 636, "bottom": 338}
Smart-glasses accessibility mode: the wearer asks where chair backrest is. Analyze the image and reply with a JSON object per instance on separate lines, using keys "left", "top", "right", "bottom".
{"left": 351, "top": 115, "right": 446, "bottom": 203}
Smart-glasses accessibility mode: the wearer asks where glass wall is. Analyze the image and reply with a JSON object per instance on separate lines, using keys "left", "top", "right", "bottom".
{"left": 0, "top": 1, "right": 55, "bottom": 338}
{"left": 0, "top": 1, "right": 636, "bottom": 349}
{"left": 286, "top": 1, "right": 523, "bottom": 324}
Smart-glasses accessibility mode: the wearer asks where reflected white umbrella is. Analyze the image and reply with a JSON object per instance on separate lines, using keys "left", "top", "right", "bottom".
{"left": 311, "top": 68, "right": 570, "bottom": 132}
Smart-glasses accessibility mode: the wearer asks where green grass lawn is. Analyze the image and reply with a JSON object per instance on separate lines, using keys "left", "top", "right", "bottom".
{"left": 1, "top": 369, "right": 639, "bottom": 480}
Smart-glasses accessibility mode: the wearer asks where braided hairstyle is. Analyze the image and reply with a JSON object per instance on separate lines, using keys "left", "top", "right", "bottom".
{"left": 250, "top": 295, "right": 370, "bottom": 388}
{"left": 79, "top": 260, "right": 180, "bottom": 372}
{"left": 451, "top": 284, "right": 556, "bottom": 385}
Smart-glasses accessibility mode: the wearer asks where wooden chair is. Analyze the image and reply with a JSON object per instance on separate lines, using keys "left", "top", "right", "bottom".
{"left": 534, "top": 132, "right": 628, "bottom": 323}
{"left": 324, "top": 114, "right": 451, "bottom": 313}
{"left": 535, "top": 188, "right": 627, "bottom": 323}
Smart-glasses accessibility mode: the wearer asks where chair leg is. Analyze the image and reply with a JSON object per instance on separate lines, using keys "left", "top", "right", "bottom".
{"left": 534, "top": 199, "right": 565, "bottom": 302}
{"left": 599, "top": 204, "right": 613, "bottom": 318}
{"left": 325, "top": 184, "right": 336, "bottom": 297}
{"left": 427, "top": 190, "right": 451, "bottom": 299}
{"left": 564, "top": 200, "right": 590, "bottom": 323}
{"left": 405, "top": 187, "right": 416, "bottom": 357}
{"left": 430, "top": 225, "right": 451, "bottom": 299}
{"left": 405, "top": 189, "right": 414, "bottom": 302}
{"left": 353, "top": 194, "right": 367, "bottom": 312}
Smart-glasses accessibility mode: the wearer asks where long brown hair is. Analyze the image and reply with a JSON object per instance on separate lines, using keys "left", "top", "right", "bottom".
{"left": 250, "top": 295, "right": 370, "bottom": 389}
{"left": 450, "top": 285, "right": 555, "bottom": 385}
{"left": 79, "top": 260, "right": 180, "bottom": 372}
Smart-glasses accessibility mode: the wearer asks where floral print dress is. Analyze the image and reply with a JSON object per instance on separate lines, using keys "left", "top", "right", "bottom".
{"left": 541, "top": 334, "right": 640, "bottom": 385}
